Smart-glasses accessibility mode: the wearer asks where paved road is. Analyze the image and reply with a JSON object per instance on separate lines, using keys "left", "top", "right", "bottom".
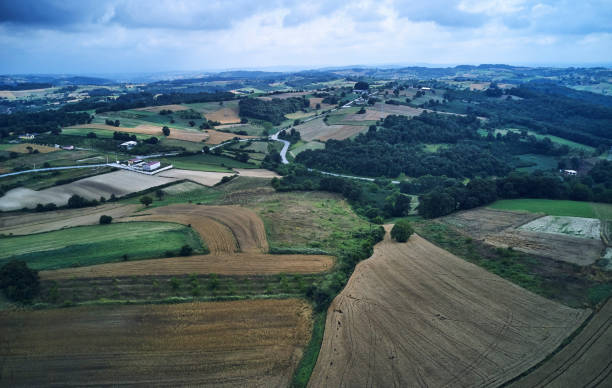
{"left": 269, "top": 131, "right": 290, "bottom": 164}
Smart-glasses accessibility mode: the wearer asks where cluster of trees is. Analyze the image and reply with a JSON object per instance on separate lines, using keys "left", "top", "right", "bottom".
{"left": 296, "top": 113, "right": 511, "bottom": 179}
{"left": 0, "top": 82, "right": 52, "bottom": 90}
{"left": 278, "top": 128, "right": 301, "bottom": 144}
{"left": 417, "top": 163, "right": 612, "bottom": 218}
{"left": 238, "top": 97, "right": 309, "bottom": 125}
{"left": 444, "top": 84, "right": 612, "bottom": 147}
{"left": 62, "top": 91, "right": 235, "bottom": 113}
{"left": 104, "top": 119, "right": 120, "bottom": 127}
{"left": 0, "top": 260, "right": 40, "bottom": 303}
{"left": 0, "top": 110, "right": 91, "bottom": 138}
{"left": 113, "top": 132, "right": 137, "bottom": 142}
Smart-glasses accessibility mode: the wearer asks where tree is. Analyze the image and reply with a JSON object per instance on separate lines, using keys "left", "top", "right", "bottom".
{"left": 162, "top": 126, "right": 170, "bottom": 136}
{"left": 390, "top": 220, "right": 414, "bottom": 242}
{"left": 155, "top": 189, "right": 164, "bottom": 200}
{"left": 354, "top": 81, "right": 369, "bottom": 90}
{"left": 0, "top": 260, "right": 40, "bottom": 303}
{"left": 114, "top": 120, "right": 120, "bottom": 127}
{"left": 99, "top": 215, "right": 113, "bottom": 224}
{"left": 179, "top": 245, "right": 193, "bottom": 256}
{"left": 140, "top": 195, "right": 153, "bottom": 207}
{"left": 86, "top": 132, "right": 97, "bottom": 138}
{"left": 316, "top": 103, "right": 321, "bottom": 110}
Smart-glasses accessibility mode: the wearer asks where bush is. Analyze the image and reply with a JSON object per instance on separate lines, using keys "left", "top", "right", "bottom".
{"left": 0, "top": 260, "right": 40, "bottom": 302}
{"left": 179, "top": 245, "right": 193, "bottom": 256}
{"left": 99, "top": 215, "right": 113, "bottom": 224}
{"left": 391, "top": 220, "right": 414, "bottom": 242}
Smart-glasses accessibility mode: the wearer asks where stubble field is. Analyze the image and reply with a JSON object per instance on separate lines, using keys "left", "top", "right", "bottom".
{"left": 0, "top": 299, "right": 313, "bottom": 387}
{"left": 309, "top": 228, "right": 589, "bottom": 387}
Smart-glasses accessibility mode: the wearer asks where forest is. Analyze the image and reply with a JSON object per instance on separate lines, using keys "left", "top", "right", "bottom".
{"left": 0, "top": 110, "right": 91, "bottom": 138}
{"left": 238, "top": 96, "right": 309, "bottom": 124}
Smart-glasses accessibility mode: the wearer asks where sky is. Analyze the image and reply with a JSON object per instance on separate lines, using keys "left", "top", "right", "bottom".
{"left": 0, "top": 0, "right": 611, "bottom": 74}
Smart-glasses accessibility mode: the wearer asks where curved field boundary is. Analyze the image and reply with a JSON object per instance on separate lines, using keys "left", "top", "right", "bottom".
{"left": 509, "top": 299, "right": 612, "bottom": 388}
{"left": 127, "top": 204, "right": 268, "bottom": 254}
{"left": 40, "top": 253, "right": 334, "bottom": 279}
{"left": 309, "top": 227, "right": 589, "bottom": 388}
{"left": 0, "top": 299, "right": 312, "bottom": 387}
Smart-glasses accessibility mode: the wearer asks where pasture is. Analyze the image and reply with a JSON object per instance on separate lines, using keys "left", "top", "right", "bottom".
{"left": 292, "top": 117, "right": 366, "bottom": 141}
{"left": 309, "top": 228, "right": 589, "bottom": 387}
{"left": 0, "top": 221, "right": 204, "bottom": 270}
{"left": 0, "top": 299, "right": 313, "bottom": 387}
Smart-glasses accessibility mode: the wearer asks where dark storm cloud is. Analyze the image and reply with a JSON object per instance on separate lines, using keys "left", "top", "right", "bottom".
{"left": 0, "top": 0, "right": 105, "bottom": 26}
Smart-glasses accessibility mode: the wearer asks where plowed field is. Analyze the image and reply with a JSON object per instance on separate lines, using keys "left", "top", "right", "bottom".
{"left": 309, "top": 228, "right": 589, "bottom": 387}
{"left": 0, "top": 299, "right": 313, "bottom": 387}
{"left": 510, "top": 299, "right": 612, "bottom": 388}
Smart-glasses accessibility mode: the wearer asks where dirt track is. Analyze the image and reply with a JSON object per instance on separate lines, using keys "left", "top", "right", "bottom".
{"left": 509, "top": 299, "right": 612, "bottom": 388}
{"left": 40, "top": 252, "right": 334, "bottom": 279}
{"left": 309, "top": 228, "right": 589, "bottom": 387}
{"left": 0, "top": 299, "right": 312, "bottom": 387}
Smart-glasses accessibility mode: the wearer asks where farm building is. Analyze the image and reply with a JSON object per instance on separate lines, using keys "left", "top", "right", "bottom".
{"left": 120, "top": 141, "right": 137, "bottom": 150}
{"left": 127, "top": 158, "right": 143, "bottom": 166}
{"left": 562, "top": 169, "right": 578, "bottom": 176}
{"left": 61, "top": 145, "right": 74, "bottom": 150}
{"left": 18, "top": 133, "right": 35, "bottom": 140}
{"left": 142, "top": 161, "right": 161, "bottom": 171}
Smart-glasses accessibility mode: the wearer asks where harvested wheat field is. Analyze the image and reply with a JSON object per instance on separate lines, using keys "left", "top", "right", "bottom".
{"left": 510, "top": 299, "right": 612, "bottom": 388}
{"left": 308, "top": 97, "right": 335, "bottom": 111}
{"left": 0, "top": 203, "right": 138, "bottom": 235}
{"left": 309, "top": 227, "right": 589, "bottom": 388}
{"left": 133, "top": 104, "right": 189, "bottom": 112}
{"left": 235, "top": 168, "right": 280, "bottom": 178}
{"left": 485, "top": 229, "right": 604, "bottom": 266}
{"left": 65, "top": 123, "right": 209, "bottom": 142}
{"left": 6, "top": 143, "right": 58, "bottom": 153}
{"left": 156, "top": 168, "right": 233, "bottom": 186}
{"left": 346, "top": 103, "right": 425, "bottom": 121}
{"left": 41, "top": 252, "right": 333, "bottom": 279}
{"left": 126, "top": 204, "right": 268, "bottom": 253}
{"left": 205, "top": 106, "right": 240, "bottom": 124}
{"left": 0, "top": 170, "right": 176, "bottom": 211}
{"left": 0, "top": 299, "right": 313, "bottom": 387}
{"left": 442, "top": 208, "right": 542, "bottom": 239}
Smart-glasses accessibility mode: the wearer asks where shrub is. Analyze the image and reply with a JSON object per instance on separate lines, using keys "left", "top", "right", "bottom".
{"left": 99, "top": 215, "right": 113, "bottom": 224}
{"left": 0, "top": 260, "right": 40, "bottom": 303}
{"left": 179, "top": 245, "right": 193, "bottom": 256}
{"left": 139, "top": 195, "right": 153, "bottom": 207}
{"left": 391, "top": 220, "right": 414, "bottom": 242}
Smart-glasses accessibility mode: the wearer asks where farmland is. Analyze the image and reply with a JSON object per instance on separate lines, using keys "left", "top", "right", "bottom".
{"left": 509, "top": 299, "right": 612, "bottom": 388}
{"left": 292, "top": 117, "right": 366, "bottom": 141}
{"left": 0, "top": 221, "right": 204, "bottom": 270}
{"left": 519, "top": 215, "right": 601, "bottom": 239}
{"left": 309, "top": 228, "right": 589, "bottom": 387}
{"left": 0, "top": 299, "right": 313, "bottom": 387}
{"left": 0, "top": 170, "right": 177, "bottom": 211}
{"left": 489, "top": 199, "right": 612, "bottom": 219}
{"left": 441, "top": 207, "right": 604, "bottom": 266}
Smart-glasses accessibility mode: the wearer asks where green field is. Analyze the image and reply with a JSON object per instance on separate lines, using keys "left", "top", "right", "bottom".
{"left": 159, "top": 153, "right": 254, "bottom": 172}
{"left": 481, "top": 128, "right": 596, "bottom": 152}
{"left": 62, "top": 127, "right": 151, "bottom": 140}
{"left": 289, "top": 141, "right": 325, "bottom": 157}
{"left": 516, "top": 154, "right": 559, "bottom": 172}
{"left": 489, "top": 199, "right": 612, "bottom": 219}
{"left": 0, "top": 222, "right": 205, "bottom": 270}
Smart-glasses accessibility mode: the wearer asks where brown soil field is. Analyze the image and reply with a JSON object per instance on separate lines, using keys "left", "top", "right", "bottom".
{"left": 205, "top": 106, "right": 241, "bottom": 124}
{"left": 485, "top": 229, "right": 604, "bottom": 266}
{"left": 133, "top": 104, "right": 189, "bottom": 112}
{"left": 0, "top": 299, "right": 313, "bottom": 387}
{"left": 0, "top": 203, "right": 139, "bottom": 235}
{"left": 442, "top": 208, "right": 604, "bottom": 266}
{"left": 294, "top": 118, "right": 365, "bottom": 141}
{"left": 156, "top": 168, "right": 233, "bottom": 186}
{"left": 307, "top": 97, "right": 335, "bottom": 111}
{"left": 442, "top": 208, "right": 542, "bottom": 239}
{"left": 346, "top": 103, "right": 425, "bottom": 121}
{"left": 258, "top": 91, "right": 309, "bottom": 101}
{"left": 205, "top": 129, "right": 256, "bottom": 144}
{"left": 470, "top": 82, "right": 491, "bottom": 90}
{"left": 510, "top": 299, "right": 612, "bottom": 388}
{"left": 309, "top": 228, "right": 589, "bottom": 388}
{"left": 235, "top": 168, "right": 280, "bottom": 178}
{"left": 40, "top": 252, "right": 334, "bottom": 279}
{"left": 0, "top": 170, "right": 176, "bottom": 211}
{"left": 7, "top": 143, "right": 58, "bottom": 153}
